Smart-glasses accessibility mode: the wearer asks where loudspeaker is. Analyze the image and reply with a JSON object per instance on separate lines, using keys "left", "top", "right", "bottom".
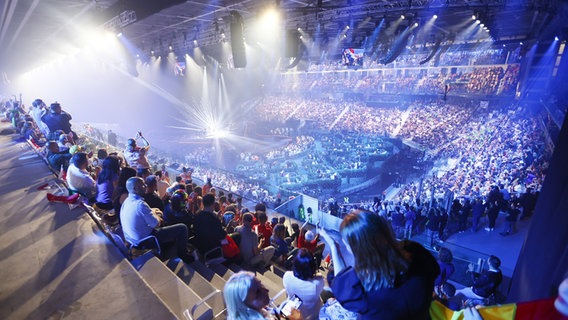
{"left": 230, "top": 11, "right": 247, "bottom": 68}
{"left": 285, "top": 30, "right": 300, "bottom": 58}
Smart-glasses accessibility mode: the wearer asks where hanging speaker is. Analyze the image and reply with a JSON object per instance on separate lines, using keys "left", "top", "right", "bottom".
{"left": 230, "top": 11, "right": 247, "bottom": 68}
{"left": 285, "top": 30, "right": 300, "bottom": 58}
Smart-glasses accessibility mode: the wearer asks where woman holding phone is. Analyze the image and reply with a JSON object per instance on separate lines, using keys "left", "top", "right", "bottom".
{"left": 224, "top": 271, "right": 302, "bottom": 320}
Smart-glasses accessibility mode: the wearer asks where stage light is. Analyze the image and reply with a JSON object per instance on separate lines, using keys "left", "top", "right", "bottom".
{"left": 414, "top": 22, "right": 419, "bottom": 27}
{"left": 480, "top": 23, "right": 484, "bottom": 27}
{"left": 401, "top": 14, "right": 405, "bottom": 19}
{"left": 116, "top": 32, "right": 123, "bottom": 37}
{"left": 555, "top": 36, "right": 559, "bottom": 41}
{"left": 346, "top": 25, "right": 350, "bottom": 29}
{"left": 520, "top": 42, "right": 523, "bottom": 45}
{"left": 151, "top": 50, "right": 155, "bottom": 55}
{"left": 476, "top": 20, "right": 480, "bottom": 24}
{"left": 472, "top": 14, "right": 476, "bottom": 20}
{"left": 433, "top": 14, "right": 438, "bottom": 19}
{"left": 193, "top": 39, "right": 198, "bottom": 45}
{"left": 168, "top": 45, "right": 173, "bottom": 51}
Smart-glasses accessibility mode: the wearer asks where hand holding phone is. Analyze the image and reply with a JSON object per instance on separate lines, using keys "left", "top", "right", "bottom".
{"left": 280, "top": 294, "right": 302, "bottom": 318}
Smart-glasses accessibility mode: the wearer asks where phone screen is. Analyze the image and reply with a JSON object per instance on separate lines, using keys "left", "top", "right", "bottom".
{"left": 281, "top": 294, "right": 302, "bottom": 317}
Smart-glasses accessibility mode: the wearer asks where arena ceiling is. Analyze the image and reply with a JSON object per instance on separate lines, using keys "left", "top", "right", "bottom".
{"left": 0, "top": 0, "right": 564, "bottom": 76}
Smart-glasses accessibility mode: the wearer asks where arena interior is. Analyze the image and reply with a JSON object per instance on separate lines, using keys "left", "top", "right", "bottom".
{"left": 1, "top": 0, "right": 568, "bottom": 319}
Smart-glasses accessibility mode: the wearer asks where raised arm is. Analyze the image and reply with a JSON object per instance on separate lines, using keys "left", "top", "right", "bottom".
{"left": 318, "top": 228, "right": 347, "bottom": 276}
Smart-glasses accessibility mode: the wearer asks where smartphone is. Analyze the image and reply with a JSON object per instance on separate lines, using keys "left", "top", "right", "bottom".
{"left": 280, "top": 294, "right": 302, "bottom": 318}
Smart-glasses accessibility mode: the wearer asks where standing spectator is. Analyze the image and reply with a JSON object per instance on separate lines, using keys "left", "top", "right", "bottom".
{"left": 180, "top": 167, "right": 192, "bottom": 184}
{"left": 500, "top": 200, "right": 520, "bottom": 236}
{"left": 404, "top": 204, "right": 417, "bottom": 239}
{"left": 458, "top": 199, "right": 472, "bottom": 233}
{"left": 41, "top": 102, "right": 75, "bottom": 141}
{"left": 30, "top": 98, "right": 49, "bottom": 136}
{"left": 471, "top": 197, "right": 485, "bottom": 232}
{"left": 124, "top": 131, "right": 151, "bottom": 174}
{"left": 202, "top": 177, "right": 213, "bottom": 195}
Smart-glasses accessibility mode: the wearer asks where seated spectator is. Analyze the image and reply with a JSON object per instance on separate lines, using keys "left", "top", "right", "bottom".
{"left": 57, "top": 133, "right": 71, "bottom": 152}
{"left": 254, "top": 212, "right": 273, "bottom": 249}
{"left": 435, "top": 247, "right": 456, "bottom": 287}
{"left": 192, "top": 193, "right": 227, "bottom": 256}
{"left": 271, "top": 224, "right": 290, "bottom": 264}
{"left": 434, "top": 282, "right": 463, "bottom": 311}
{"left": 120, "top": 177, "right": 194, "bottom": 264}
{"left": 95, "top": 155, "right": 120, "bottom": 210}
{"left": 112, "top": 166, "right": 137, "bottom": 221}
{"left": 290, "top": 223, "right": 300, "bottom": 247}
{"left": 456, "top": 255, "right": 502, "bottom": 300}
{"left": 46, "top": 141, "right": 72, "bottom": 172}
{"left": 66, "top": 152, "right": 97, "bottom": 199}
{"left": 163, "top": 189, "right": 194, "bottom": 236}
{"left": 298, "top": 224, "right": 325, "bottom": 267}
{"left": 143, "top": 175, "right": 164, "bottom": 211}
{"left": 224, "top": 271, "right": 301, "bottom": 320}
{"left": 154, "top": 170, "right": 170, "bottom": 199}
{"left": 236, "top": 213, "right": 275, "bottom": 268}
{"left": 283, "top": 248, "right": 325, "bottom": 320}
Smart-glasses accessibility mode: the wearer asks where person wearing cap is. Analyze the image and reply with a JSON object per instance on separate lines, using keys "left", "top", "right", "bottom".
{"left": 298, "top": 224, "right": 326, "bottom": 268}
{"left": 124, "top": 131, "right": 151, "bottom": 174}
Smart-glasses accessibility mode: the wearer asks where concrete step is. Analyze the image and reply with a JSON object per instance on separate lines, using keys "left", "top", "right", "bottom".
{"left": 133, "top": 253, "right": 213, "bottom": 320}
{"left": 167, "top": 259, "right": 226, "bottom": 318}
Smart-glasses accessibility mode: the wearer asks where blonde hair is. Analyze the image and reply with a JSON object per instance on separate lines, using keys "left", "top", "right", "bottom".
{"left": 223, "top": 271, "right": 266, "bottom": 320}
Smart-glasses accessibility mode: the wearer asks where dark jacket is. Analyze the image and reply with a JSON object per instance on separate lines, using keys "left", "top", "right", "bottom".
{"left": 332, "top": 241, "right": 439, "bottom": 320}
